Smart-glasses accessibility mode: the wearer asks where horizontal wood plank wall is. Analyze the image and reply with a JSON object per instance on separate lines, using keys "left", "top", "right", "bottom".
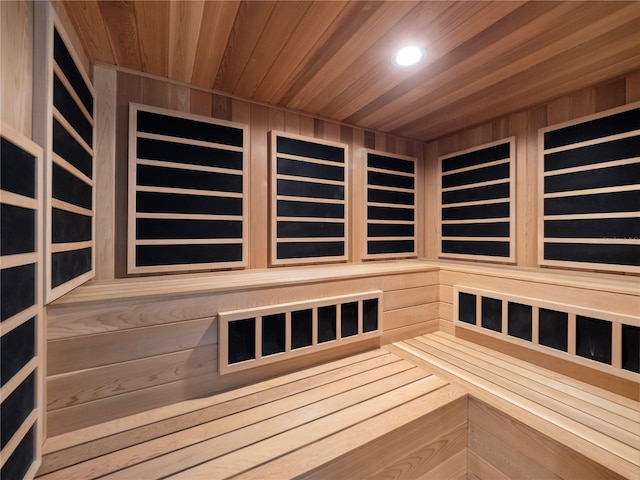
{"left": 45, "top": 264, "right": 438, "bottom": 436}
{"left": 426, "top": 69, "right": 640, "bottom": 270}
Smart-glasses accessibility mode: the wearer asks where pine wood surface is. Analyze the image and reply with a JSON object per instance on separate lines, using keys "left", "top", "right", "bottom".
{"left": 59, "top": 1, "right": 640, "bottom": 143}
{"left": 37, "top": 348, "right": 466, "bottom": 479}
{"left": 389, "top": 331, "right": 640, "bottom": 479}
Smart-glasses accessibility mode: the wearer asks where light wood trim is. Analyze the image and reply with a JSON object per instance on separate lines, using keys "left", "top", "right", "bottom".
{"left": 441, "top": 157, "right": 510, "bottom": 177}
{"left": 275, "top": 195, "right": 344, "bottom": 205}
{"left": 441, "top": 237, "right": 510, "bottom": 242}
{"left": 544, "top": 238, "right": 640, "bottom": 245}
{"left": 543, "top": 129, "right": 639, "bottom": 156}
{"left": 544, "top": 184, "right": 639, "bottom": 198}
{"left": 134, "top": 212, "right": 241, "bottom": 221}
{"left": 219, "top": 291, "right": 382, "bottom": 375}
{"left": 0, "top": 190, "right": 38, "bottom": 209}
{"left": 278, "top": 237, "right": 346, "bottom": 243}
{"left": 51, "top": 198, "right": 92, "bottom": 217}
{"left": 53, "top": 62, "right": 93, "bottom": 125}
{"left": 137, "top": 131, "right": 244, "bottom": 153}
{"left": 543, "top": 211, "right": 638, "bottom": 221}
{"left": 276, "top": 173, "right": 345, "bottom": 186}
{"left": 52, "top": 107, "right": 93, "bottom": 156}
{"left": 366, "top": 184, "right": 414, "bottom": 193}
{"left": 136, "top": 185, "right": 243, "bottom": 198}
{"left": 0, "top": 252, "right": 39, "bottom": 270}
{"left": 543, "top": 156, "right": 638, "bottom": 177}
{"left": 135, "top": 238, "right": 241, "bottom": 246}
{"left": 51, "top": 14, "right": 95, "bottom": 97}
{"left": 0, "top": 357, "right": 38, "bottom": 402}
{"left": 0, "top": 410, "right": 38, "bottom": 470}
{"left": 136, "top": 158, "right": 243, "bottom": 176}
{"left": 50, "top": 241, "right": 93, "bottom": 253}
{"left": 52, "top": 152, "right": 93, "bottom": 186}
{"left": 275, "top": 151, "right": 346, "bottom": 167}
{"left": 367, "top": 166, "right": 415, "bottom": 178}
{"left": 441, "top": 178, "right": 509, "bottom": 193}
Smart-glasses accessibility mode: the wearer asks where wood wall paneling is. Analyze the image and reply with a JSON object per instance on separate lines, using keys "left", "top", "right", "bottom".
{"left": 1, "top": 0, "right": 33, "bottom": 138}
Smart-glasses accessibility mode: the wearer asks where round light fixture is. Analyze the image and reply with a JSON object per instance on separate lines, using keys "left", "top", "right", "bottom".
{"left": 393, "top": 46, "right": 424, "bottom": 67}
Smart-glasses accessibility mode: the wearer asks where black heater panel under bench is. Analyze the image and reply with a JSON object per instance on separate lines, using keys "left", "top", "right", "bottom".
{"left": 439, "top": 138, "right": 515, "bottom": 262}
{"left": 129, "top": 103, "right": 248, "bottom": 273}
{"left": 540, "top": 103, "right": 640, "bottom": 273}
{"left": 219, "top": 292, "right": 382, "bottom": 375}
{"left": 455, "top": 287, "right": 639, "bottom": 378}
{"left": 271, "top": 131, "right": 348, "bottom": 266}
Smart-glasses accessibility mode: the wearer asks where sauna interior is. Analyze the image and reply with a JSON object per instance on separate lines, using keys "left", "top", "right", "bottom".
{"left": 1, "top": 1, "right": 639, "bottom": 478}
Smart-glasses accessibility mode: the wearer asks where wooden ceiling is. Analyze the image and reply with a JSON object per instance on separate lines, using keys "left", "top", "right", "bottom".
{"left": 62, "top": 1, "right": 640, "bottom": 141}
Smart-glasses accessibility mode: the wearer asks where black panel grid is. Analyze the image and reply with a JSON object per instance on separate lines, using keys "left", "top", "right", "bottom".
{"left": 1, "top": 130, "right": 41, "bottom": 479}
{"left": 440, "top": 139, "right": 514, "bottom": 262}
{"left": 129, "top": 104, "right": 247, "bottom": 273}
{"left": 365, "top": 150, "right": 416, "bottom": 258}
{"left": 456, "top": 288, "right": 638, "bottom": 377}
{"left": 219, "top": 292, "right": 381, "bottom": 374}
{"left": 48, "top": 24, "right": 95, "bottom": 301}
{"left": 271, "top": 132, "right": 347, "bottom": 265}
{"left": 540, "top": 104, "right": 640, "bottom": 272}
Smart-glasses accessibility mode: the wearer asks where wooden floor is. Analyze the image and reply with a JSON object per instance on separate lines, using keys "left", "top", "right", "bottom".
{"left": 37, "top": 347, "right": 468, "bottom": 480}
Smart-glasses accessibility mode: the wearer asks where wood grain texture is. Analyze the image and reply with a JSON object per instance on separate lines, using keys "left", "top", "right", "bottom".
{"left": 58, "top": 1, "right": 640, "bottom": 143}
{"left": 93, "top": 66, "right": 116, "bottom": 279}
{"left": 1, "top": 0, "right": 33, "bottom": 137}
{"left": 389, "top": 332, "right": 639, "bottom": 478}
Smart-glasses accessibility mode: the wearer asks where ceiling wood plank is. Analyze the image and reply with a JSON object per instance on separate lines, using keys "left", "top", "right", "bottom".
{"left": 133, "top": 1, "right": 169, "bottom": 78}
{"left": 233, "top": 1, "right": 312, "bottom": 98}
{"left": 97, "top": 0, "right": 142, "bottom": 70}
{"left": 214, "top": 1, "right": 277, "bottom": 93}
{"left": 253, "top": 1, "right": 349, "bottom": 103}
{"left": 61, "top": 0, "right": 115, "bottom": 65}
{"left": 320, "top": 1, "right": 525, "bottom": 121}
{"left": 404, "top": 20, "right": 640, "bottom": 140}
{"left": 190, "top": 1, "right": 241, "bottom": 89}
{"left": 168, "top": 0, "right": 205, "bottom": 84}
{"left": 344, "top": 1, "right": 559, "bottom": 126}
{"left": 62, "top": 0, "right": 640, "bottom": 142}
{"left": 375, "top": 1, "right": 637, "bottom": 133}
{"left": 283, "top": 1, "right": 419, "bottom": 111}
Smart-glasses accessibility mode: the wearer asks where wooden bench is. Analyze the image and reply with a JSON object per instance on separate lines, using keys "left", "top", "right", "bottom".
{"left": 37, "top": 332, "right": 639, "bottom": 479}
{"left": 37, "top": 348, "right": 468, "bottom": 480}
{"left": 388, "top": 332, "right": 640, "bottom": 480}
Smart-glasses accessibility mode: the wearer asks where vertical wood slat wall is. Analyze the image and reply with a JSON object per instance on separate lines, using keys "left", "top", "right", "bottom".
{"left": 0, "top": 125, "right": 44, "bottom": 480}
{"left": 128, "top": 103, "right": 248, "bottom": 273}
{"left": 34, "top": 2, "right": 95, "bottom": 303}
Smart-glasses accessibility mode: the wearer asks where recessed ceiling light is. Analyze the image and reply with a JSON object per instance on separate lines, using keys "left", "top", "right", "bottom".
{"left": 393, "top": 46, "right": 425, "bottom": 67}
